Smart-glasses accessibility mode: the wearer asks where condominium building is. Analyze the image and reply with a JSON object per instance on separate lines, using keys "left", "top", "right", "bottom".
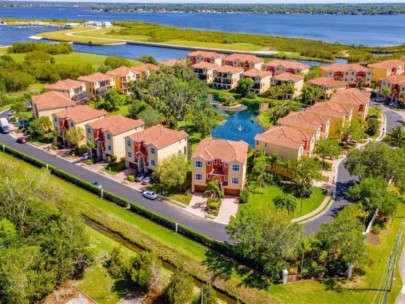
{"left": 264, "top": 59, "right": 310, "bottom": 76}
{"left": 32, "top": 91, "right": 76, "bottom": 120}
{"left": 192, "top": 62, "right": 220, "bottom": 85}
{"left": 213, "top": 65, "right": 244, "bottom": 90}
{"left": 378, "top": 75, "right": 405, "bottom": 103}
{"left": 320, "top": 63, "right": 372, "bottom": 88}
{"left": 308, "top": 77, "right": 347, "bottom": 98}
{"left": 44, "top": 79, "right": 90, "bottom": 104}
{"left": 329, "top": 89, "right": 370, "bottom": 120}
{"left": 106, "top": 66, "right": 138, "bottom": 94}
{"left": 241, "top": 69, "right": 272, "bottom": 94}
{"left": 78, "top": 72, "right": 116, "bottom": 97}
{"left": 272, "top": 72, "right": 305, "bottom": 99}
{"left": 223, "top": 53, "right": 264, "bottom": 71}
{"left": 187, "top": 50, "right": 224, "bottom": 66}
{"left": 368, "top": 59, "right": 405, "bottom": 82}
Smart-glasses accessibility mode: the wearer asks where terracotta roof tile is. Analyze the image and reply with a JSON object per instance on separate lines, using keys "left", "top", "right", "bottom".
{"left": 88, "top": 114, "right": 144, "bottom": 136}
{"left": 188, "top": 50, "right": 224, "bottom": 59}
{"left": 78, "top": 72, "right": 114, "bottom": 83}
{"left": 243, "top": 69, "right": 272, "bottom": 78}
{"left": 278, "top": 111, "right": 327, "bottom": 132}
{"left": 368, "top": 59, "right": 405, "bottom": 70}
{"left": 224, "top": 53, "right": 263, "bottom": 64}
{"left": 44, "top": 79, "right": 84, "bottom": 91}
{"left": 306, "top": 101, "right": 350, "bottom": 119}
{"left": 329, "top": 88, "right": 370, "bottom": 106}
{"left": 273, "top": 72, "right": 304, "bottom": 82}
{"left": 320, "top": 63, "right": 370, "bottom": 73}
{"left": 309, "top": 77, "right": 347, "bottom": 88}
{"left": 264, "top": 59, "right": 309, "bottom": 70}
{"left": 379, "top": 75, "right": 405, "bottom": 86}
{"left": 192, "top": 62, "right": 220, "bottom": 70}
{"left": 127, "top": 124, "right": 188, "bottom": 150}
{"left": 32, "top": 91, "right": 76, "bottom": 111}
{"left": 106, "top": 66, "right": 135, "bottom": 78}
{"left": 255, "top": 126, "right": 313, "bottom": 150}
{"left": 55, "top": 105, "right": 107, "bottom": 123}
{"left": 131, "top": 63, "right": 159, "bottom": 73}
{"left": 215, "top": 65, "right": 244, "bottom": 74}
{"left": 161, "top": 59, "right": 186, "bottom": 67}
{"left": 192, "top": 138, "right": 249, "bottom": 164}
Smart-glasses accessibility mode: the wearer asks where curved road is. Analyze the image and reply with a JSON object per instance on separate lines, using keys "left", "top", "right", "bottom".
{"left": 305, "top": 105, "right": 404, "bottom": 234}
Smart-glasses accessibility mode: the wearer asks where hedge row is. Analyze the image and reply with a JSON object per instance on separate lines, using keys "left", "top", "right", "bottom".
{"left": 0, "top": 144, "right": 234, "bottom": 257}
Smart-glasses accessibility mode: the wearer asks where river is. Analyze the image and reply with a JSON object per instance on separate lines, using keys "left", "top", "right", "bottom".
{"left": 0, "top": 7, "right": 405, "bottom": 46}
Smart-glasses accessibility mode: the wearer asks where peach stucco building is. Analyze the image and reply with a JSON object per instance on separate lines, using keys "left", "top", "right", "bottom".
{"left": 44, "top": 79, "right": 90, "bottom": 104}
{"left": 106, "top": 66, "right": 138, "bottom": 94}
{"left": 213, "top": 65, "right": 244, "bottom": 90}
{"left": 125, "top": 124, "right": 188, "bottom": 173}
{"left": 368, "top": 59, "right": 405, "bottom": 82}
{"left": 223, "top": 53, "right": 264, "bottom": 71}
{"left": 32, "top": 91, "right": 76, "bottom": 120}
{"left": 320, "top": 63, "right": 372, "bottom": 88}
{"left": 272, "top": 72, "right": 304, "bottom": 99}
{"left": 255, "top": 126, "right": 316, "bottom": 161}
{"left": 192, "top": 62, "right": 220, "bottom": 85}
{"left": 86, "top": 115, "right": 144, "bottom": 161}
{"left": 378, "top": 75, "right": 405, "bottom": 102}
{"left": 191, "top": 138, "right": 249, "bottom": 196}
{"left": 264, "top": 59, "right": 309, "bottom": 76}
{"left": 187, "top": 50, "right": 224, "bottom": 66}
{"left": 308, "top": 77, "right": 347, "bottom": 98}
{"left": 329, "top": 89, "right": 370, "bottom": 120}
{"left": 242, "top": 69, "right": 272, "bottom": 94}
{"left": 78, "top": 72, "right": 116, "bottom": 97}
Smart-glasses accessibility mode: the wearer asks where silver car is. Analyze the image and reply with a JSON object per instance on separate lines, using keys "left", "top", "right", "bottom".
{"left": 142, "top": 191, "right": 158, "bottom": 200}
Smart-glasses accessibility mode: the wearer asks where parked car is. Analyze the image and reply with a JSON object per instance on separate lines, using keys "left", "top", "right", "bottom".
{"left": 81, "top": 152, "right": 91, "bottom": 160}
{"left": 16, "top": 137, "right": 28, "bottom": 144}
{"left": 7, "top": 110, "right": 15, "bottom": 117}
{"left": 142, "top": 190, "right": 157, "bottom": 200}
{"left": 141, "top": 176, "right": 151, "bottom": 185}
{"left": 389, "top": 102, "right": 397, "bottom": 108}
{"left": 23, "top": 129, "right": 31, "bottom": 136}
{"left": 135, "top": 173, "right": 145, "bottom": 182}
{"left": 92, "top": 181, "right": 103, "bottom": 189}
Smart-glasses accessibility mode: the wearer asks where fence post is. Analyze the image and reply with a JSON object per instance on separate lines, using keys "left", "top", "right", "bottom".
{"left": 100, "top": 188, "right": 104, "bottom": 198}
{"left": 282, "top": 269, "right": 289, "bottom": 284}
{"left": 2, "top": 144, "right": 4, "bottom": 152}
{"left": 175, "top": 223, "right": 178, "bottom": 233}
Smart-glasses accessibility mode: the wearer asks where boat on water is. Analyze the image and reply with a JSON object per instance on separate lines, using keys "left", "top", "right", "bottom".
{"left": 0, "top": 20, "right": 8, "bottom": 25}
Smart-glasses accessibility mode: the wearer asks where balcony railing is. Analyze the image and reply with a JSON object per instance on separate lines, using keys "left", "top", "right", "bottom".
{"left": 96, "top": 85, "right": 113, "bottom": 95}
{"left": 72, "top": 91, "right": 91, "bottom": 103}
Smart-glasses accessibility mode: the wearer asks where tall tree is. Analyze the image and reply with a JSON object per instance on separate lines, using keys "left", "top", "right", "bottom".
{"left": 198, "top": 283, "right": 218, "bottom": 304}
{"left": 165, "top": 268, "right": 193, "bottom": 304}
{"left": 315, "top": 137, "right": 341, "bottom": 169}
{"left": 273, "top": 194, "right": 297, "bottom": 214}
{"left": 65, "top": 127, "right": 85, "bottom": 149}
{"left": 127, "top": 251, "right": 161, "bottom": 292}
{"left": 203, "top": 179, "right": 224, "bottom": 203}
{"left": 153, "top": 154, "right": 188, "bottom": 192}
{"left": 102, "top": 89, "right": 125, "bottom": 112}
{"left": 384, "top": 126, "right": 405, "bottom": 148}
{"left": 237, "top": 77, "right": 254, "bottom": 97}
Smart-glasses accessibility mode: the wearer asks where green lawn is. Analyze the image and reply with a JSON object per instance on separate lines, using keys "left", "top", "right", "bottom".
{"left": 242, "top": 182, "right": 326, "bottom": 219}
{"left": 257, "top": 111, "right": 272, "bottom": 128}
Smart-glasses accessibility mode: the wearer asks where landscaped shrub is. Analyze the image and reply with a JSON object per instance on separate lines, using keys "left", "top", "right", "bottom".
{"left": 128, "top": 174, "right": 135, "bottom": 182}
{"left": 239, "top": 189, "right": 249, "bottom": 204}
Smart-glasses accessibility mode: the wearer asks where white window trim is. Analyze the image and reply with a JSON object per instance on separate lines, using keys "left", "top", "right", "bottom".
{"left": 195, "top": 161, "right": 203, "bottom": 168}
{"left": 232, "top": 178, "right": 239, "bottom": 185}
{"left": 232, "top": 164, "right": 240, "bottom": 172}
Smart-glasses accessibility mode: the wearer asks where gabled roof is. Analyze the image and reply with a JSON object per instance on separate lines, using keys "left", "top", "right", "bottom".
{"left": 32, "top": 91, "right": 76, "bottom": 111}
{"left": 309, "top": 77, "right": 347, "bottom": 88}
{"left": 215, "top": 65, "right": 244, "bottom": 74}
{"left": 224, "top": 53, "right": 263, "bottom": 64}
{"left": 329, "top": 89, "right": 370, "bottom": 106}
{"left": 188, "top": 50, "right": 224, "bottom": 59}
{"left": 55, "top": 105, "right": 107, "bottom": 123}
{"left": 106, "top": 66, "right": 135, "bottom": 78}
{"left": 255, "top": 126, "right": 313, "bottom": 150}
{"left": 161, "top": 59, "right": 186, "bottom": 67}
{"left": 264, "top": 59, "right": 309, "bottom": 70}
{"left": 243, "top": 69, "right": 272, "bottom": 78}
{"left": 278, "top": 111, "right": 327, "bottom": 132}
{"left": 131, "top": 63, "right": 159, "bottom": 73}
{"left": 78, "top": 72, "right": 113, "bottom": 83}
{"left": 44, "top": 79, "right": 84, "bottom": 91}
{"left": 379, "top": 75, "right": 405, "bottom": 86}
{"left": 320, "top": 63, "right": 370, "bottom": 73}
{"left": 88, "top": 114, "right": 144, "bottom": 136}
{"left": 368, "top": 59, "right": 405, "bottom": 69}
{"left": 191, "top": 138, "right": 249, "bottom": 164}
{"left": 273, "top": 72, "right": 304, "bottom": 83}
{"left": 127, "top": 124, "right": 188, "bottom": 150}
{"left": 192, "top": 62, "right": 220, "bottom": 70}
{"left": 306, "top": 101, "right": 351, "bottom": 119}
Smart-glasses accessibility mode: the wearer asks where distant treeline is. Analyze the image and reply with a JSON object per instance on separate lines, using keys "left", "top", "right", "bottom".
{"left": 1, "top": 2, "right": 405, "bottom": 15}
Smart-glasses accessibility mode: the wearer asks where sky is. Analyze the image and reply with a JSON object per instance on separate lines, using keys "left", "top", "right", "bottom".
{"left": 9, "top": 0, "right": 405, "bottom": 3}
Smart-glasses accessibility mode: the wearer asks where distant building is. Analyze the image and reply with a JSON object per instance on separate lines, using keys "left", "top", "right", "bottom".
{"left": 78, "top": 73, "right": 116, "bottom": 97}
{"left": 320, "top": 63, "right": 372, "bottom": 88}
{"left": 264, "top": 60, "right": 309, "bottom": 76}
{"left": 241, "top": 69, "right": 272, "bottom": 94}
{"left": 84, "top": 21, "right": 102, "bottom": 27}
{"left": 31, "top": 91, "right": 76, "bottom": 120}
{"left": 44, "top": 79, "right": 90, "bottom": 104}
{"left": 106, "top": 66, "right": 138, "bottom": 94}
{"left": 213, "top": 65, "right": 244, "bottom": 90}
{"left": 272, "top": 72, "right": 304, "bottom": 99}
{"left": 378, "top": 75, "right": 405, "bottom": 102}
{"left": 131, "top": 63, "right": 159, "bottom": 80}
{"left": 64, "top": 23, "right": 80, "bottom": 29}
{"left": 308, "top": 77, "right": 347, "bottom": 99}
{"left": 192, "top": 62, "right": 220, "bottom": 85}
{"left": 368, "top": 59, "right": 405, "bottom": 82}
{"left": 0, "top": 20, "right": 8, "bottom": 25}
{"left": 223, "top": 53, "right": 264, "bottom": 71}
{"left": 187, "top": 50, "right": 224, "bottom": 66}
{"left": 102, "top": 21, "right": 113, "bottom": 28}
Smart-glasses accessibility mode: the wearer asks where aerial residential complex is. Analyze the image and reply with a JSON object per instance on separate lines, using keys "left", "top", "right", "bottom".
{"left": 320, "top": 63, "right": 372, "bottom": 88}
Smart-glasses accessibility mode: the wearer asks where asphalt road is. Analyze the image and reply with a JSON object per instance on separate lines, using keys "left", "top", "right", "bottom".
{"left": 0, "top": 110, "right": 231, "bottom": 242}
{"left": 304, "top": 105, "right": 404, "bottom": 234}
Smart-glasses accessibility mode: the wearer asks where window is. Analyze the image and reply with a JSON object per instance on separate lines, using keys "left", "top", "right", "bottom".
{"left": 55, "top": 127, "right": 58, "bottom": 132}
{"left": 232, "top": 178, "right": 239, "bottom": 185}
{"left": 256, "top": 141, "right": 259, "bottom": 146}
{"left": 195, "top": 174, "right": 202, "bottom": 181}
{"left": 127, "top": 140, "right": 131, "bottom": 147}
{"left": 54, "top": 116, "right": 57, "bottom": 122}
{"left": 224, "top": 176, "right": 228, "bottom": 182}
{"left": 232, "top": 164, "right": 240, "bottom": 172}
{"left": 207, "top": 161, "right": 211, "bottom": 166}
{"left": 127, "top": 152, "right": 132, "bottom": 158}
{"left": 150, "top": 147, "right": 156, "bottom": 154}
{"left": 106, "top": 134, "right": 111, "bottom": 140}
{"left": 107, "top": 145, "right": 112, "bottom": 151}
{"left": 87, "top": 127, "right": 91, "bottom": 133}
{"left": 151, "top": 160, "right": 156, "bottom": 166}
{"left": 207, "top": 174, "right": 211, "bottom": 179}
{"left": 224, "top": 162, "right": 228, "bottom": 167}
{"left": 214, "top": 159, "right": 218, "bottom": 165}
{"left": 195, "top": 161, "right": 203, "bottom": 168}
{"left": 70, "top": 122, "right": 74, "bottom": 127}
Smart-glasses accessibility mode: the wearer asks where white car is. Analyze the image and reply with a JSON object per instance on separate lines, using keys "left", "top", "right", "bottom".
{"left": 142, "top": 191, "right": 158, "bottom": 200}
{"left": 81, "top": 152, "right": 91, "bottom": 160}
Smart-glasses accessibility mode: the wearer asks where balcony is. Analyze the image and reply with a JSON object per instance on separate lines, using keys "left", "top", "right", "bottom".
{"left": 72, "top": 91, "right": 91, "bottom": 104}
{"left": 96, "top": 85, "right": 113, "bottom": 96}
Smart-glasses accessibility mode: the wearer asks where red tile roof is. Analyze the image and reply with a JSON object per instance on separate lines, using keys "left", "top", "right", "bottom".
{"left": 380, "top": 75, "right": 405, "bottom": 86}
{"left": 264, "top": 59, "right": 309, "bottom": 70}
{"left": 306, "top": 101, "right": 351, "bottom": 119}
{"left": 88, "top": 114, "right": 144, "bottom": 136}
{"left": 278, "top": 111, "right": 327, "bottom": 132}
{"left": 215, "top": 65, "right": 244, "bottom": 74}
{"left": 78, "top": 72, "right": 113, "bottom": 83}
{"left": 368, "top": 59, "right": 405, "bottom": 70}
{"left": 321, "top": 63, "right": 370, "bottom": 73}
{"left": 224, "top": 53, "right": 263, "bottom": 64}
{"left": 192, "top": 62, "right": 220, "bottom": 70}
{"left": 192, "top": 138, "right": 249, "bottom": 164}
{"left": 273, "top": 72, "right": 304, "bottom": 83}
{"left": 55, "top": 105, "right": 107, "bottom": 123}
{"left": 255, "top": 126, "right": 313, "bottom": 149}
{"left": 243, "top": 69, "right": 272, "bottom": 78}
{"left": 161, "top": 59, "right": 186, "bottom": 67}
{"left": 106, "top": 66, "right": 135, "bottom": 78}
{"left": 44, "top": 79, "right": 84, "bottom": 91}
{"left": 329, "top": 89, "right": 370, "bottom": 106}
{"left": 32, "top": 91, "right": 76, "bottom": 111}
{"left": 309, "top": 77, "right": 347, "bottom": 88}
{"left": 188, "top": 50, "right": 224, "bottom": 59}
{"left": 131, "top": 63, "right": 159, "bottom": 73}
{"left": 127, "top": 124, "right": 188, "bottom": 150}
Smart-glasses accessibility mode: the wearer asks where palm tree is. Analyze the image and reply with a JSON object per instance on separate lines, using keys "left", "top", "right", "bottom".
{"left": 268, "top": 153, "right": 283, "bottom": 176}
{"left": 203, "top": 179, "right": 224, "bottom": 203}
{"left": 255, "top": 170, "right": 273, "bottom": 193}
{"left": 384, "top": 126, "right": 405, "bottom": 148}
{"left": 51, "top": 130, "right": 59, "bottom": 146}
{"left": 86, "top": 139, "right": 95, "bottom": 158}
{"left": 299, "top": 237, "right": 312, "bottom": 277}
{"left": 283, "top": 160, "right": 294, "bottom": 180}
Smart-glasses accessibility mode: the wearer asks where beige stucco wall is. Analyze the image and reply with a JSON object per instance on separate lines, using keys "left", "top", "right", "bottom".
{"left": 38, "top": 106, "right": 74, "bottom": 120}
{"left": 103, "top": 127, "right": 144, "bottom": 161}
{"left": 153, "top": 138, "right": 188, "bottom": 171}
{"left": 255, "top": 139, "right": 302, "bottom": 161}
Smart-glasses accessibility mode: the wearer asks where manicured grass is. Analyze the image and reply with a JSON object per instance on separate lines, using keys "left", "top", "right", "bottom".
{"left": 164, "top": 39, "right": 264, "bottom": 51}
{"left": 102, "top": 161, "right": 126, "bottom": 175}
{"left": 257, "top": 111, "right": 272, "bottom": 128}
{"left": 242, "top": 182, "right": 326, "bottom": 219}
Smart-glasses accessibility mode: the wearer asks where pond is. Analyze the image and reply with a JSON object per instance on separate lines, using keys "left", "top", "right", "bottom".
{"left": 211, "top": 107, "right": 264, "bottom": 147}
